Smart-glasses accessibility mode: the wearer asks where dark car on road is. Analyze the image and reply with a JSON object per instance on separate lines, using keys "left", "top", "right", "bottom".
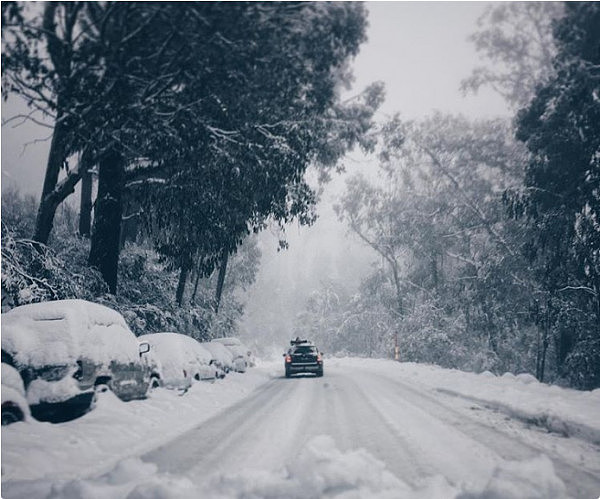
{"left": 284, "top": 339, "right": 323, "bottom": 378}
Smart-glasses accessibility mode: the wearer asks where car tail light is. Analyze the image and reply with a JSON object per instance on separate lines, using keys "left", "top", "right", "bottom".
{"left": 317, "top": 353, "right": 322, "bottom": 362}
{"left": 285, "top": 355, "right": 292, "bottom": 363}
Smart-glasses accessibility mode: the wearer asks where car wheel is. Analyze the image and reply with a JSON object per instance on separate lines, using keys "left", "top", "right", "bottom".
{"left": 285, "top": 369, "right": 291, "bottom": 378}
{"left": 316, "top": 369, "right": 323, "bottom": 377}
{"left": 150, "top": 376, "right": 160, "bottom": 389}
{"left": 1, "top": 402, "right": 24, "bottom": 426}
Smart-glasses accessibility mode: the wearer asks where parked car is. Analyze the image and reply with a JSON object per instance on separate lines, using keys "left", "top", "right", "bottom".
{"left": 141, "top": 333, "right": 217, "bottom": 386}
{"left": 201, "top": 341, "right": 235, "bottom": 377}
{"left": 1, "top": 363, "right": 30, "bottom": 425}
{"left": 1, "top": 300, "right": 152, "bottom": 423}
{"left": 139, "top": 333, "right": 193, "bottom": 391}
{"left": 284, "top": 338, "right": 323, "bottom": 378}
{"left": 211, "top": 337, "right": 250, "bottom": 372}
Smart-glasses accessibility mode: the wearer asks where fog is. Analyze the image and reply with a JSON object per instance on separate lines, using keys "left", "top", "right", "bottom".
{"left": 238, "top": 2, "right": 510, "bottom": 350}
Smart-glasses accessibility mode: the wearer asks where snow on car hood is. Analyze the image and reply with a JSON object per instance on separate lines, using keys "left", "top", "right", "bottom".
{"left": 1, "top": 363, "right": 26, "bottom": 395}
{"left": 1, "top": 300, "right": 139, "bottom": 368}
{"left": 25, "top": 375, "right": 84, "bottom": 405}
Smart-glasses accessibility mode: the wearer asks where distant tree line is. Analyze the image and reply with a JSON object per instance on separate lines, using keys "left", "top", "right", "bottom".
{"left": 1, "top": 2, "right": 382, "bottom": 335}
{"left": 298, "top": 2, "right": 600, "bottom": 389}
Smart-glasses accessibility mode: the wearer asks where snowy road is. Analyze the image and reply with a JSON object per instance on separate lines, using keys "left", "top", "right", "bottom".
{"left": 3, "top": 358, "right": 600, "bottom": 498}
{"left": 142, "top": 361, "right": 600, "bottom": 498}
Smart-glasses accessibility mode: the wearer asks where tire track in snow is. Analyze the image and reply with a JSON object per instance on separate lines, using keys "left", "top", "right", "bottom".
{"left": 353, "top": 367, "right": 600, "bottom": 499}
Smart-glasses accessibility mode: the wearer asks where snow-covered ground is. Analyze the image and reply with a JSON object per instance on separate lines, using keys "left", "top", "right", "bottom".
{"left": 2, "top": 358, "right": 599, "bottom": 498}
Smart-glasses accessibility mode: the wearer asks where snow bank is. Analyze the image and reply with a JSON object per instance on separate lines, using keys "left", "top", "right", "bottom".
{"left": 34, "top": 436, "right": 568, "bottom": 499}
{"left": 1, "top": 364, "right": 274, "bottom": 486}
{"left": 458, "top": 455, "right": 568, "bottom": 499}
{"left": 339, "top": 358, "right": 600, "bottom": 446}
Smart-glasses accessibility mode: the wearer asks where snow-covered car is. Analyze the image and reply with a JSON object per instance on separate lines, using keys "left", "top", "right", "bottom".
{"left": 1, "top": 363, "right": 31, "bottom": 425}
{"left": 211, "top": 337, "right": 250, "bottom": 372}
{"left": 201, "top": 341, "right": 235, "bottom": 377}
{"left": 1, "top": 300, "right": 152, "bottom": 422}
{"left": 284, "top": 339, "right": 323, "bottom": 378}
{"left": 141, "top": 333, "right": 216, "bottom": 386}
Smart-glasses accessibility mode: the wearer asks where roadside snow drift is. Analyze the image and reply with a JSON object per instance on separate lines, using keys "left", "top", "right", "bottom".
{"left": 336, "top": 358, "right": 600, "bottom": 445}
{"left": 35, "top": 436, "right": 567, "bottom": 499}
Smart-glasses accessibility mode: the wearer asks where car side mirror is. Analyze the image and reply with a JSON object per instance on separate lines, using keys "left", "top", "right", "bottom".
{"left": 282, "top": 353, "right": 286, "bottom": 357}
{"left": 139, "top": 342, "right": 150, "bottom": 356}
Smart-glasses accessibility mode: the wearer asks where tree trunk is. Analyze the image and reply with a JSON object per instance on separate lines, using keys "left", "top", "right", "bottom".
{"left": 79, "top": 159, "right": 93, "bottom": 237}
{"left": 214, "top": 251, "right": 229, "bottom": 314}
{"left": 191, "top": 263, "right": 203, "bottom": 304}
{"left": 176, "top": 264, "right": 190, "bottom": 307}
{"left": 89, "top": 148, "right": 125, "bottom": 294}
{"left": 33, "top": 107, "right": 69, "bottom": 244}
{"left": 390, "top": 260, "right": 403, "bottom": 317}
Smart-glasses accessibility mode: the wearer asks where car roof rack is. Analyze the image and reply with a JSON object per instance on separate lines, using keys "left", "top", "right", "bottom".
{"left": 290, "top": 337, "right": 311, "bottom": 346}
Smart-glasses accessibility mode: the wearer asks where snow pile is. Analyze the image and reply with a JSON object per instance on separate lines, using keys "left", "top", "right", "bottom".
{"left": 1, "top": 364, "right": 275, "bottom": 485}
{"left": 458, "top": 455, "right": 567, "bottom": 499}
{"left": 339, "top": 358, "right": 600, "bottom": 445}
{"left": 41, "top": 458, "right": 196, "bottom": 499}
{"left": 203, "top": 435, "right": 410, "bottom": 498}
{"left": 35, "top": 436, "right": 568, "bottom": 499}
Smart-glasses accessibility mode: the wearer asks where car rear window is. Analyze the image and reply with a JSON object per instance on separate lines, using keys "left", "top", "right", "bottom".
{"left": 294, "top": 346, "right": 316, "bottom": 354}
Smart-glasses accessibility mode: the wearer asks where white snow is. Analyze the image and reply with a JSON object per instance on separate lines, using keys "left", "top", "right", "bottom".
{"left": 460, "top": 454, "right": 568, "bottom": 499}
{"left": 1, "top": 367, "right": 270, "bottom": 485}
{"left": 202, "top": 341, "right": 235, "bottom": 369}
{"left": 1, "top": 363, "right": 26, "bottom": 394}
{"left": 9, "top": 436, "right": 569, "bottom": 499}
{"left": 343, "top": 358, "right": 600, "bottom": 445}
{"left": 212, "top": 337, "right": 242, "bottom": 347}
{"left": 140, "top": 332, "right": 214, "bottom": 382}
{"left": 2, "top": 357, "right": 599, "bottom": 499}
{"left": 25, "top": 374, "right": 82, "bottom": 405}
{"left": 1, "top": 300, "right": 141, "bottom": 367}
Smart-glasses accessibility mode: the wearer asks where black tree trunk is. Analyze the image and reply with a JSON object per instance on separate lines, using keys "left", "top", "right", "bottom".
{"left": 214, "top": 251, "right": 229, "bottom": 314}
{"left": 176, "top": 264, "right": 190, "bottom": 307}
{"left": 33, "top": 108, "right": 69, "bottom": 244}
{"left": 89, "top": 148, "right": 125, "bottom": 294}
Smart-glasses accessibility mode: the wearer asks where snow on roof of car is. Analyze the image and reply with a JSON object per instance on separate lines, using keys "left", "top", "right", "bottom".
{"left": 211, "top": 337, "right": 241, "bottom": 347}
{"left": 141, "top": 332, "right": 212, "bottom": 365}
{"left": 201, "top": 341, "right": 234, "bottom": 363}
{"left": 1, "top": 300, "right": 140, "bottom": 368}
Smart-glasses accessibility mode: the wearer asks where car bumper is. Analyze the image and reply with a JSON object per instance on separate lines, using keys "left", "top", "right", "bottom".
{"left": 286, "top": 363, "right": 322, "bottom": 373}
{"left": 30, "top": 390, "right": 95, "bottom": 423}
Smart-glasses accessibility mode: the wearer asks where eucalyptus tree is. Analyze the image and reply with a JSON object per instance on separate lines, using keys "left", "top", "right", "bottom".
{"left": 514, "top": 2, "right": 600, "bottom": 388}
{"left": 136, "top": 2, "right": 383, "bottom": 305}
{"left": 462, "top": 2, "right": 563, "bottom": 109}
{"left": 337, "top": 114, "right": 537, "bottom": 372}
{"left": 3, "top": 2, "right": 382, "bottom": 298}
{"left": 2, "top": 2, "right": 102, "bottom": 244}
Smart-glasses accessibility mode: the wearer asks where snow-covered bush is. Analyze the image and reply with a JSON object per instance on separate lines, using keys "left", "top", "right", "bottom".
{"left": 1, "top": 191, "right": 245, "bottom": 341}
